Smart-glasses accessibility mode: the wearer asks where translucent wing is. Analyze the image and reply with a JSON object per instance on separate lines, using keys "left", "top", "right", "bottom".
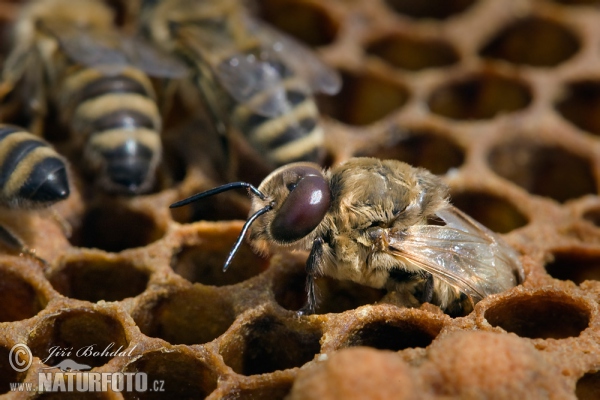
{"left": 120, "top": 36, "right": 189, "bottom": 78}
{"left": 41, "top": 22, "right": 188, "bottom": 78}
{"left": 387, "top": 206, "right": 523, "bottom": 304}
{"left": 176, "top": 25, "right": 289, "bottom": 118}
{"left": 215, "top": 54, "right": 289, "bottom": 117}
{"left": 246, "top": 17, "right": 342, "bottom": 96}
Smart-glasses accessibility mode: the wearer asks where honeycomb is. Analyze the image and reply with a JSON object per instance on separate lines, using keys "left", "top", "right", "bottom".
{"left": 0, "top": 0, "right": 599, "bottom": 398}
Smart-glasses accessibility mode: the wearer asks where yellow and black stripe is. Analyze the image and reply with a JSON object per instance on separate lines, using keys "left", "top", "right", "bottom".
{"left": 141, "top": 0, "right": 324, "bottom": 168}
{"left": 59, "top": 66, "right": 162, "bottom": 193}
{"left": 188, "top": 51, "right": 324, "bottom": 168}
{"left": 0, "top": 124, "right": 69, "bottom": 208}
{"left": 232, "top": 79, "right": 323, "bottom": 166}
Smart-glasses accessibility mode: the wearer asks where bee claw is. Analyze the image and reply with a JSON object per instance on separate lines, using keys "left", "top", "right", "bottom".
{"left": 296, "top": 305, "right": 315, "bottom": 317}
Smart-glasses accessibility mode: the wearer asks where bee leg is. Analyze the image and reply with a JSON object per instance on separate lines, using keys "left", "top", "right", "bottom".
{"left": 298, "top": 237, "right": 324, "bottom": 316}
{"left": 0, "top": 224, "right": 47, "bottom": 266}
{"left": 420, "top": 272, "right": 434, "bottom": 303}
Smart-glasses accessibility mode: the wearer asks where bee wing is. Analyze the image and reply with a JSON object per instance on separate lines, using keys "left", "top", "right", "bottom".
{"left": 387, "top": 206, "right": 523, "bottom": 304}
{"left": 41, "top": 21, "right": 127, "bottom": 65}
{"left": 41, "top": 22, "right": 188, "bottom": 78}
{"left": 215, "top": 54, "right": 290, "bottom": 117}
{"left": 0, "top": 42, "right": 35, "bottom": 98}
{"left": 120, "top": 36, "right": 189, "bottom": 78}
{"left": 176, "top": 25, "right": 289, "bottom": 118}
{"left": 246, "top": 18, "right": 342, "bottom": 96}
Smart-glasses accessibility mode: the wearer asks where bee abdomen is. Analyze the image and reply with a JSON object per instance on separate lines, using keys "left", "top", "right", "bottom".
{"left": 0, "top": 125, "right": 69, "bottom": 208}
{"left": 91, "top": 109, "right": 157, "bottom": 133}
{"left": 236, "top": 89, "right": 324, "bottom": 166}
{"left": 75, "top": 75, "right": 151, "bottom": 105}
{"left": 66, "top": 69, "right": 162, "bottom": 193}
{"left": 99, "top": 135, "right": 156, "bottom": 191}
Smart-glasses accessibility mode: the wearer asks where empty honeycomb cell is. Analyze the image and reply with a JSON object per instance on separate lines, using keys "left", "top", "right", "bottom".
{"left": 136, "top": 286, "right": 236, "bottom": 345}
{"left": 342, "top": 317, "right": 443, "bottom": 351}
{"left": 171, "top": 240, "right": 269, "bottom": 286}
{"left": 366, "top": 34, "right": 459, "bottom": 71}
{"left": 257, "top": 0, "right": 338, "bottom": 47}
{"left": 122, "top": 349, "right": 218, "bottom": 400}
{"left": 545, "top": 252, "right": 600, "bottom": 285}
{"left": 48, "top": 258, "right": 150, "bottom": 302}
{"left": 220, "top": 315, "right": 321, "bottom": 376}
{"left": 479, "top": 17, "right": 580, "bottom": 67}
{"left": 356, "top": 128, "right": 464, "bottom": 174}
{"left": 28, "top": 309, "right": 129, "bottom": 368}
{"left": 576, "top": 370, "right": 600, "bottom": 400}
{"left": 488, "top": 140, "right": 596, "bottom": 203}
{"left": 273, "top": 267, "right": 385, "bottom": 314}
{"left": 315, "top": 278, "right": 387, "bottom": 314}
{"left": 484, "top": 292, "right": 591, "bottom": 339}
{"left": 0, "top": 345, "right": 22, "bottom": 394}
{"left": 384, "top": 0, "right": 476, "bottom": 19}
{"left": 451, "top": 191, "right": 528, "bottom": 233}
{"left": 0, "top": 267, "right": 46, "bottom": 322}
{"left": 428, "top": 73, "right": 532, "bottom": 120}
{"left": 70, "top": 203, "right": 165, "bottom": 252}
{"left": 319, "top": 71, "right": 409, "bottom": 126}
{"left": 556, "top": 80, "right": 600, "bottom": 136}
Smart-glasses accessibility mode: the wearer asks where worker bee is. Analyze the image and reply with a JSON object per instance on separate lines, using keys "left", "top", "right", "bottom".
{"left": 171, "top": 158, "right": 524, "bottom": 315}
{"left": 0, "top": 124, "right": 70, "bottom": 262}
{"left": 140, "top": 0, "right": 341, "bottom": 169}
{"left": 1, "top": 0, "right": 186, "bottom": 193}
{"left": 0, "top": 124, "right": 69, "bottom": 208}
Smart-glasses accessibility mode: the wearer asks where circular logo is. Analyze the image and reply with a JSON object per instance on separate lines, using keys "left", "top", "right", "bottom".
{"left": 9, "top": 344, "right": 32, "bottom": 372}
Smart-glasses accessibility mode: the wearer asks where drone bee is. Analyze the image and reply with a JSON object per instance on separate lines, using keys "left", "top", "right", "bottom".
{"left": 1, "top": 0, "right": 186, "bottom": 193}
{"left": 141, "top": 0, "right": 341, "bottom": 169}
{"left": 171, "top": 158, "right": 524, "bottom": 315}
{"left": 0, "top": 124, "right": 70, "bottom": 262}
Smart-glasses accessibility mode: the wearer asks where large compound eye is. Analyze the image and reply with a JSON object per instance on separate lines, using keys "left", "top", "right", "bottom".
{"left": 270, "top": 169, "right": 331, "bottom": 243}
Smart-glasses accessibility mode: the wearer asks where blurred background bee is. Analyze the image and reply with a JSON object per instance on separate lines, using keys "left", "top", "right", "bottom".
{"left": 0, "top": 0, "right": 187, "bottom": 194}
{"left": 0, "top": 123, "right": 70, "bottom": 262}
{"left": 171, "top": 158, "right": 524, "bottom": 316}
{"left": 140, "top": 0, "right": 341, "bottom": 182}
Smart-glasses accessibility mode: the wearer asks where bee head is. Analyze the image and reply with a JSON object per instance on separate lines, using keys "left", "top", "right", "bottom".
{"left": 250, "top": 163, "right": 331, "bottom": 248}
{"left": 169, "top": 162, "right": 330, "bottom": 272}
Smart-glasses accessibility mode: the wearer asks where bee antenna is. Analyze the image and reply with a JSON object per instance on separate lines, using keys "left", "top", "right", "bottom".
{"left": 169, "top": 182, "right": 268, "bottom": 208}
{"left": 223, "top": 203, "right": 273, "bottom": 272}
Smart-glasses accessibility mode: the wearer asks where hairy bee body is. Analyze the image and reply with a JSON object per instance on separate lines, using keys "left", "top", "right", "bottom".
{"left": 173, "top": 158, "right": 524, "bottom": 316}
{"left": 249, "top": 158, "right": 524, "bottom": 315}
{"left": 0, "top": 124, "right": 69, "bottom": 208}
{"left": 141, "top": 0, "right": 338, "bottom": 167}
{"left": 3, "top": 0, "right": 165, "bottom": 193}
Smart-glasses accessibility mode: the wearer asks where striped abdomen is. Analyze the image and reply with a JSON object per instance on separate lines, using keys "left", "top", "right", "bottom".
{"left": 0, "top": 125, "right": 70, "bottom": 208}
{"left": 194, "top": 50, "right": 324, "bottom": 168}
{"left": 60, "top": 66, "right": 162, "bottom": 193}
{"left": 232, "top": 78, "right": 324, "bottom": 167}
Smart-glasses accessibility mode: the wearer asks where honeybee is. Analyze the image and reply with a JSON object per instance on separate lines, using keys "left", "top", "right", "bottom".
{"left": 140, "top": 0, "right": 341, "bottom": 169}
{"left": 1, "top": 0, "right": 186, "bottom": 193}
{"left": 0, "top": 124, "right": 69, "bottom": 207}
{"left": 171, "top": 158, "right": 524, "bottom": 315}
{"left": 0, "top": 124, "right": 70, "bottom": 262}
